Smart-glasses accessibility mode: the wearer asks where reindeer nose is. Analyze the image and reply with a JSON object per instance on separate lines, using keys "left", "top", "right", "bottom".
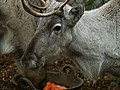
{"left": 20, "top": 54, "right": 39, "bottom": 69}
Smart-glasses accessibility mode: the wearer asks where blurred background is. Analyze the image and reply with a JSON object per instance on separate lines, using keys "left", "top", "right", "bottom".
{"left": 56, "top": 0, "right": 109, "bottom": 10}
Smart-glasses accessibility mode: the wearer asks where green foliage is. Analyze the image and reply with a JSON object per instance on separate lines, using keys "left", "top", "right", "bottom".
{"left": 85, "top": 0, "right": 109, "bottom": 10}
{"left": 85, "top": 0, "right": 94, "bottom": 10}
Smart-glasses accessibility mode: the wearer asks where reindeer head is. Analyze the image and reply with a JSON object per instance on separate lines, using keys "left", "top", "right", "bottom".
{"left": 20, "top": 0, "right": 84, "bottom": 69}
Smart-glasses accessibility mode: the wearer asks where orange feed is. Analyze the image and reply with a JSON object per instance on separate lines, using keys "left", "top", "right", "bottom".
{"left": 43, "top": 82, "right": 67, "bottom": 90}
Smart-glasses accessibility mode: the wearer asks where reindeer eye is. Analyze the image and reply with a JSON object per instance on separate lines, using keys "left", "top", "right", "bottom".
{"left": 52, "top": 23, "right": 62, "bottom": 32}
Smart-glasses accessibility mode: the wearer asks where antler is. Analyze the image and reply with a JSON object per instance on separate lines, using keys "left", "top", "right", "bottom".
{"left": 21, "top": 0, "right": 69, "bottom": 17}
{"left": 28, "top": 0, "right": 50, "bottom": 10}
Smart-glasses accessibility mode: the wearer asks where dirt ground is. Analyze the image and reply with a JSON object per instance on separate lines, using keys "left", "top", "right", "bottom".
{"left": 0, "top": 54, "right": 120, "bottom": 90}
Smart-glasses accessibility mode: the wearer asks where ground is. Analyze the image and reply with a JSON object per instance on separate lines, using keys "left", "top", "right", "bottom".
{"left": 0, "top": 54, "right": 120, "bottom": 90}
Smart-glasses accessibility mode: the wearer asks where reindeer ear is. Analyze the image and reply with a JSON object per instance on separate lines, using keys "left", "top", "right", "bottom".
{"left": 67, "top": 5, "right": 84, "bottom": 26}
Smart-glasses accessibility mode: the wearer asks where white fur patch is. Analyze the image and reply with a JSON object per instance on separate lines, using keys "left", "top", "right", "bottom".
{"left": 0, "top": 28, "right": 14, "bottom": 55}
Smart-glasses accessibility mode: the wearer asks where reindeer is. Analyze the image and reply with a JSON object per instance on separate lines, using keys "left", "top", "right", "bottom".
{"left": 18, "top": 0, "right": 120, "bottom": 81}
{"left": 1, "top": 0, "right": 120, "bottom": 85}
